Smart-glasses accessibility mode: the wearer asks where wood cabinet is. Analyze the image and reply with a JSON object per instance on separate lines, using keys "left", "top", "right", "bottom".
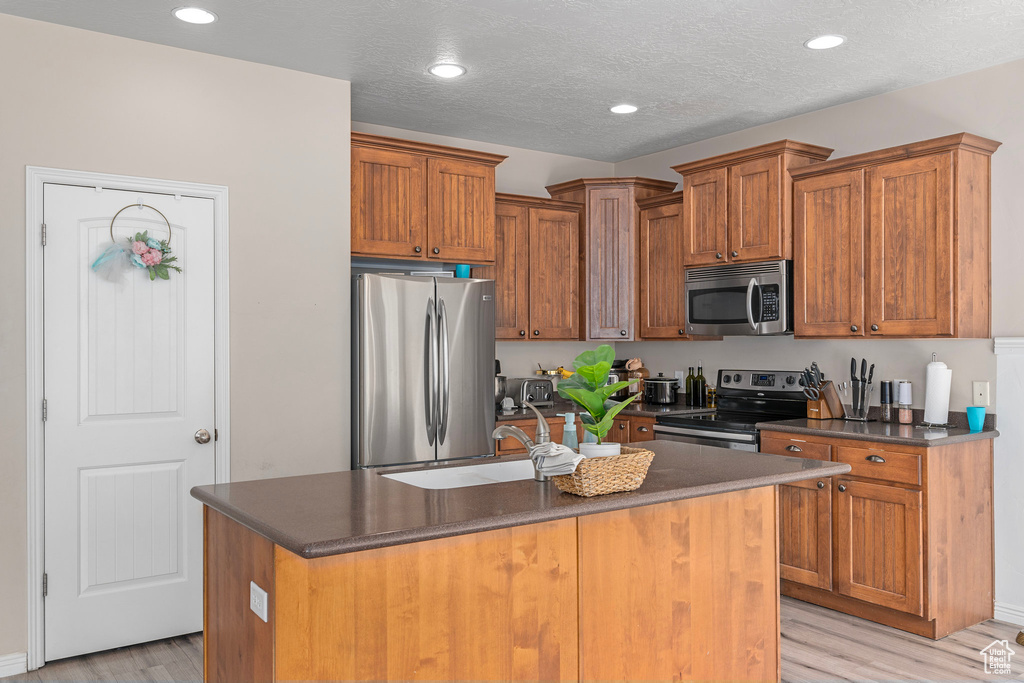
{"left": 604, "top": 415, "right": 655, "bottom": 443}
{"left": 496, "top": 414, "right": 654, "bottom": 452}
{"left": 351, "top": 133, "right": 506, "bottom": 264}
{"left": 546, "top": 177, "right": 677, "bottom": 341}
{"left": 672, "top": 140, "right": 833, "bottom": 266}
{"left": 637, "top": 192, "right": 689, "bottom": 339}
{"left": 791, "top": 133, "right": 1001, "bottom": 338}
{"left": 472, "top": 194, "right": 582, "bottom": 341}
{"left": 761, "top": 430, "right": 994, "bottom": 639}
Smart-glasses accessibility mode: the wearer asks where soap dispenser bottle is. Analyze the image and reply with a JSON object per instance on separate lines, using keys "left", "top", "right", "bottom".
{"left": 558, "top": 413, "right": 578, "bottom": 450}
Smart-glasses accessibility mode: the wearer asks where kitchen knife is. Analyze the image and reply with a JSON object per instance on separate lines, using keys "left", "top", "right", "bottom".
{"left": 811, "top": 362, "right": 821, "bottom": 387}
{"left": 867, "top": 364, "right": 875, "bottom": 384}
{"left": 860, "top": 358, "right": 867, "bottom": 383}
{"left": 851, "top": 358, "right": 857, "bottom": 383}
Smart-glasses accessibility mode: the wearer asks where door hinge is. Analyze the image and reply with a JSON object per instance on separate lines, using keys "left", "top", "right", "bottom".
{"left": 42, "top": 573, "right": 48, "bottom": 598}
{"left": 41, "top": 223, "right": 46, "bottom": 246}
{"left": 214, "top": 428, "right": 219, "bottom": 442}
{"left": 42, "top": 399, "right": 47, "bottom": 422}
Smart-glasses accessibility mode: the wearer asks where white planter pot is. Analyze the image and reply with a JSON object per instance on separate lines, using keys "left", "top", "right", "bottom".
{"left": 579, "top": 442, "right": 622, "bottom": 458}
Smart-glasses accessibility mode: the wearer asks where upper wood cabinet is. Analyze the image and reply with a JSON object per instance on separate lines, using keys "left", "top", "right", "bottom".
{"left": 546, "top": 177, "right": 677, "bottom": 341}
{"left": 351, "top": 133, "right": 506, "bottom": 264}
{"left": 636, "top": 192, "right": 689, "bottom": 339}
{"left": 792, "top": 133, "right": 1001, "bottom": 339}
{"left": 672, "top": 140, "right": 833, "bottom": 266}
{"left": 472, "top": 194, "right": 582, "bottom": 341}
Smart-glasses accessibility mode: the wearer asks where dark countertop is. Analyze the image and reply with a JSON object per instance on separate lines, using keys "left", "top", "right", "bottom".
{"left": 191, "top": 441, "right": 850, "bottom": 559}
{"left": 496, "top": 397, "right": 713, "bottom": 422}
{"left": 757, "top": 418, "right": 999, "bottom": 446}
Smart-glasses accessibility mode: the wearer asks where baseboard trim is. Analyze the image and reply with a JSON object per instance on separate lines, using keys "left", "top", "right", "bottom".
{"left": 995, "top": 601, "right": 1024, "bottom": 627}
{"left": 0, "top": 652, "right": 28, "bottom": 678}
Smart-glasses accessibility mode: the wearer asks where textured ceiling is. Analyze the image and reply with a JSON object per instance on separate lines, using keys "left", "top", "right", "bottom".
{"left": 3, "top": 0, "right": 1024, "bottom": 161}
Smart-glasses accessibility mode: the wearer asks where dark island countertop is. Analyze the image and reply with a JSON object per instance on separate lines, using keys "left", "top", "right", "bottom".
{"left": 496, "top": 397, "right": 713, "bottom": 422}
{"left": 758, "top": 418, "right": 999, "bottom": 446}
{"left": 191, "top": 441, "right": 850, "bottom": 560}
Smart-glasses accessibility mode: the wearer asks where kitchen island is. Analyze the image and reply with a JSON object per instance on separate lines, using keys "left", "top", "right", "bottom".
{"left": 192, "top": 441, "right": 850, "bottom": 681}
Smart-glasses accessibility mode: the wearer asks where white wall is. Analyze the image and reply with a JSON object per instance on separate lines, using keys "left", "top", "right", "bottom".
{"left": 994, "top": 340, "right": 1024, "bottom": 625}
{"left": 0, "top": 14, "right": 351, "bottom": 660}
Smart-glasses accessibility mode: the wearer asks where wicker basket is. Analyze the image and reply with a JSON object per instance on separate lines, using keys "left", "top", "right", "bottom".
{"left": 551, "top": 446, "right": 655, "bottom": 497}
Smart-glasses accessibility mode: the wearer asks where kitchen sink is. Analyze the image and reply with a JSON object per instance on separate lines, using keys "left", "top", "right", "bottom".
{"left": 381, "top": 459, "right": 536, "bottom": 489}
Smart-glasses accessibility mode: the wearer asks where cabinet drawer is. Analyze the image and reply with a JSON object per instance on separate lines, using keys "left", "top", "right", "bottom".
{"left": 836, "top": 445, "right": 921, "bottom": 486}
{"left": 760, "top": 435, "right": 831, "bottom": 461}
{"left": 630, "top": 418, "right": 656, "bottom": 442}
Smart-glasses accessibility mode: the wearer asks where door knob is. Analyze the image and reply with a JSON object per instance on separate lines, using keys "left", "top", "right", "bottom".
{"left": 620, "top": 329, "right": 627, "bottom": 336}
{"left": 414, "top": 246, "right": 422, "bottom": 253}
{"left": 519, "top": 330, "right": 526, "bottom": 336}
{"left": 731, "top": 250, "right": 739, "bottom": 257}
{"left": 678, "top": 329, "right": 685, "bottom": 335}
{"left": 838, "top": 484, "right": 847, "bottom": 492}
{"left": 850, "top": 325, "right": 858, "bottom": 332}
{"left": 871, "top": 324, "right": 879, "bottom": 331}
{"left": 433, "top": 247, "right": 440, "bottom": 254}
{"left": 715, "top": 252, "right": 723, "bottom": 259}
{"left": 194, "top": 428, "right": 212, "bottom": 444}
{"left": 817, "top": 481, "right": 825, "bottom": 489}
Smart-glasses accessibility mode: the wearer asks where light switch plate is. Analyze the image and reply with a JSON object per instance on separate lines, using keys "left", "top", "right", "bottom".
{"left": 249, "top": 580, "right": 268, "bottom": 622}
{"left": 972, "top": 381, "right": 991, "bottom": 407}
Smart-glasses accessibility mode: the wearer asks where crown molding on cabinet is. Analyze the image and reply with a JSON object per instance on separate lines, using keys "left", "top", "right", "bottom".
{"left": 670, "top": 139, "right": 834, "bottom": 176}
{"left": 351, "top": 132, "right": 507, "bottom": 166}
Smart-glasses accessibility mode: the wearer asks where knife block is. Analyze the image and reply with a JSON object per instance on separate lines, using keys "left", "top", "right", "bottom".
{"left": 806, "top": 381, "right": 845, "bottom": 420}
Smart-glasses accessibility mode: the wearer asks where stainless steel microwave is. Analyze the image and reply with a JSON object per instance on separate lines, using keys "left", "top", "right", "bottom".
{"left": 685, "top": 260, "right": 792, "bottom": 336}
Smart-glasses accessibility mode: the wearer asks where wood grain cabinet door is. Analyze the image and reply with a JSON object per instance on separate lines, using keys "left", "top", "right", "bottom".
{"left": 606, "top": 419, "right": 630, "bottom": 443}
{"left": 682, "top": 168, "right": 729, "bottom": 266}
{"left": 585, "top": 187, "right": 634, "bottom": 340}
{"left": 638, "top": 199, "right": 688, "bottom": 339}
{"left": 528, "top": 207, "right": 579, "bottom": 340}
{"left": 793, "top": 170, "right": 866, "bottom": 337}
{"left": 426, "top": 157, "right": 496, "bottom": 263}
{"left": 351, "top": 145, "right": 427, "bottom": 258}
{"left": 728, "top": 156, "right": 782, "bottom": 262}
{"left": 866, "top": 153, "right": 954, "bottom": 337}
{"left": 474, "top": 201, "right": 529, "bottom": 340}
{"left": 834, "top": 479, "right": 924, "bottom": 616}
{"left": 778, "top": 479, "right": 833, "bottom": 590}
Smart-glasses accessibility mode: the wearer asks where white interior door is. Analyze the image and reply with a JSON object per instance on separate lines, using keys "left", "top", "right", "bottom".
{"left": 43, "top": 184, "right": 216, "bottom": 661}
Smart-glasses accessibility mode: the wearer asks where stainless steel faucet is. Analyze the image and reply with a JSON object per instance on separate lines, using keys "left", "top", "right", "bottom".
{"left": 491, "top": 401, "right": 551, "bottom": 482}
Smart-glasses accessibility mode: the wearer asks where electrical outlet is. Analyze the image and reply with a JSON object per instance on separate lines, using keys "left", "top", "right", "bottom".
{"left": 973, "top": 381, "right": 991, "bottom": 407}
{"left": 249, "top": 581, "right": 268, "bottom": 622}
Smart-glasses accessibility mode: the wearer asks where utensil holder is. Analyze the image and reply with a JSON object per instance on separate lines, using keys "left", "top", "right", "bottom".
{"left": 845, "top": 381, "right": 874, "bottom": 421}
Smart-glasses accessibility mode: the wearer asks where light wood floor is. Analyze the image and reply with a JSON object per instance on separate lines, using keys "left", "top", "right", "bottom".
{"left": 10, "top": 597, "right": 1023, "bottom": 681}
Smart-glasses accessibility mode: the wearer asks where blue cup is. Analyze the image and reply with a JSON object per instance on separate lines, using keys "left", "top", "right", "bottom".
{"left": 455, "top": 264, "right": 471, "bottom": 278}
{"left": 966, "top": 406, "right": 986, "bottom": 432}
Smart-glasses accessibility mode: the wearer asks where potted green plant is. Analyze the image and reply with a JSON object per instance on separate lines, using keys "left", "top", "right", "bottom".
{"left": 556, "top": 345, "right": 640, "bottom": 457}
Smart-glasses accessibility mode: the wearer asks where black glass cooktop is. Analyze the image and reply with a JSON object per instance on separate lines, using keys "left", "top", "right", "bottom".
{"left": 657, "top": 411, "right": 793, "bottom": 433}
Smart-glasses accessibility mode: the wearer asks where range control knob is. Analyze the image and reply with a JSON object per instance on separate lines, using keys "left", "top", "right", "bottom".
{"left": 722, "top": 375, "right": 731, "bottom": 384}
{"left": 786, "top": 375, "right": 796, "bottom": 384}
{"left": 733, "top": 373, "right": 741, "bottom": 383}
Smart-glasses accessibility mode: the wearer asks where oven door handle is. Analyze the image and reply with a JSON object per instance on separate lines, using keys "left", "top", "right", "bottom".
{"left": 653, "top": 425, "right": 757, "bottom": 443}
{"left": 745, "top": 278, "right": 760, "bottom": 332}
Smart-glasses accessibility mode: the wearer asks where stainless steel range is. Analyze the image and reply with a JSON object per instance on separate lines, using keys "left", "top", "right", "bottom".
{"left": 654, "top": 369, "right": 807, "bottom": 451}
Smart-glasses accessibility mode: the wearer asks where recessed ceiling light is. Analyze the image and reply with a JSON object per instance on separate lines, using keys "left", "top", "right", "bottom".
{"left": 610, "top": 104, "right": 638, "bottom": 114}
{"left": 804, "top": 34, "right": 845, "bottom": 50}
{"left": 172, "top": 7, "right": 218, "bottom": 24}
{"left": 428, "top": 63, "right": 467, "bottom": 79}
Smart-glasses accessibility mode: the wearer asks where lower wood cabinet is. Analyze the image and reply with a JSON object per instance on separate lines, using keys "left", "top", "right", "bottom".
{"left": 761, "top": 430, "right": 993, "bottom": 639}
{"left": 496, "top": 414, "right": 655, "bottom": 453}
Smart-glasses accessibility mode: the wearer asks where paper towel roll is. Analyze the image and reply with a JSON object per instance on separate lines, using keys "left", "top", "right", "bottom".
{"left": 923, "top": 360, "right": 952, "bottom": 424}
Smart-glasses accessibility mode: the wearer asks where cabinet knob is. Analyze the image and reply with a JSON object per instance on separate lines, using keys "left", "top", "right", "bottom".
{"left": 678, "top": 329, "right": 685, "bottom": 335}
{"left": 731, "top": 250, "right": 739, "bottom": 258}
{"left": 638, "top": 426, "right": 650, "bottom": 432}
{"left": 817, "top": 481, "right": 825, "bottom": 489}
{"left": 785, "top": 444, "right": 803, "bottom": 452}
{"left": 533, "top": 330, "right": 540, "bottom": 336}
{"left": 432, "top": 247, "right": 440, "bottom": 254}
{"left": 871, "top": 324, "right": 879, "bottom": 331}
{"left": 619, "top": 423, "right": 625, "bottom": 430}
{"left": 519, "top": 330, "right": 526, "bottom": 337}
{"left": 850, "top": 325, "right": 858, "bottom": 332}
{"left": 414, "top": 246, "right": 422, "bottom": 253}
{"left": 838, "top": 484, "right": 847, "bottom": 492}
{"left": 866, "top": 454, "right": 886, "bottom": 463}
{"left": 620, "top": 329, "right": 627, "bottom": 336}
{"left": 715, "top": 252, "right": 723, "bottom": 259}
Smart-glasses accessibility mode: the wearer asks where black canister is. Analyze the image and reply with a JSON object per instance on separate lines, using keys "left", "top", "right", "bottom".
{"left": 879, "top": 380, "right": 895, "bottom": 423}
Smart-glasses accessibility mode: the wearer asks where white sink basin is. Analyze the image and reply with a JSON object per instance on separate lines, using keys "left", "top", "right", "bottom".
{"left": 381, "top": 459, "right": 536, "bottom": 489}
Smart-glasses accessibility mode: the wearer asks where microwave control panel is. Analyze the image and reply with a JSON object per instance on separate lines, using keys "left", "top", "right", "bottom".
{"left": 760, "top": 284, "right": 780, "bottom": 322}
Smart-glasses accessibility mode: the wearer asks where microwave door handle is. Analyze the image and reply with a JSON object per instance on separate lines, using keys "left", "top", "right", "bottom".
{"left": 745, "top": 278, "right": 759, "bottom": 331}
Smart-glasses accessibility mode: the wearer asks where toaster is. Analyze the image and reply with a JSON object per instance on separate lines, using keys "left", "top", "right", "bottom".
{"left": 507, "top": 378, "right": 555, "bottom": 407}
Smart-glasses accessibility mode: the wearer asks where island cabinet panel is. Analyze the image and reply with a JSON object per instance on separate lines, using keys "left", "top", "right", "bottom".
{"left": 272, "top": 518, "right": 580, "bottom": 682}
{"left": 351, "top": 145, "right": 427, "bottom": 258}
{"left": 790, "top": 133, "right": 1000, "bottom": 339}
{"left": 577, "top": 487, "right": 780, "bottom": 682}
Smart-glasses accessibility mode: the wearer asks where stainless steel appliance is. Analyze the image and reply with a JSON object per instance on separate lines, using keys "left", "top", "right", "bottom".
{"left": 507, "top": 378, "right": 555, "bottom": 407}
{"left": 353, "top": 273, "right": 496, "bottom": 468}
{"left": 685, "top": 260, "right": 792, "bottom": 336}
{"left": 494, "top": 360, "right": 507, "bottom": 406}
{"left": 643, "top": 373, "right": 679, "bottom": 404}
{"left": 654, "top": 368, "right": 806, "bottom": 450}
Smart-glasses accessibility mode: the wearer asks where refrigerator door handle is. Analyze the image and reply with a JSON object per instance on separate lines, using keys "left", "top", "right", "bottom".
{"left": 425, "top": 298, "right": 437, "bottom": 446}
{"left": 438, "top": 298, "right": 450, "bottom": 445}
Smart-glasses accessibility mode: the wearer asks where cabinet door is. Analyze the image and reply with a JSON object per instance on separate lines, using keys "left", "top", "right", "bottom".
{"left": 638, "top": 200, "right": 688, "bottom": 339}
{"left": 866, "top": 153, "right": 954, "bottom": 337}
{"left": 495, "top": 419, "right": 564, "bottom": 455}
{"left": 585, "top": 187, "right": 634, "bottom": 340}
{"left": 778, "top": 479, "right": 832, "bottom": 589}
{"left": 427, "top": 157, "right": 496, "bottom": 263}
{"left": 682, "top": 168, "right": 729, "bottom": 266}
{"left": 728, "top": 156, "right": 782, "bottom": 262}
{"left": 793, "top": 170, "right": 866, "bottom": 337}
{"left": 351, "top": 145, "right": 427, "bottom": 258}
{"left": 606, "top": 419, "right": 631, "bottom": 443}
{"left": 834, "top": 479, "right": 924, "bottom": 616}
{"left": 474, "top": 202, "right": 529, "bottom": 340}
{"left": 528, "top": 207, "right": 579, "bottom": 340}
{"left": 629, "top": 417, "right": 655, "bottom": 442}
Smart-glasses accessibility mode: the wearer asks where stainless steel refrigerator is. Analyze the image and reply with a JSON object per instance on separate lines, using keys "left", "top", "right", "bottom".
{"left": 352, "top": 273, "right": 496, "bottom": 468}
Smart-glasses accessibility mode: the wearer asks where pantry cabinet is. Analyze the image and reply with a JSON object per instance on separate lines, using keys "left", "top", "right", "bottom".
{"left": 472, "top": 194, "right": 582, "bottom": 341}
{"left": 791, "top": 133, "right": 1000, "bottom": 339}
{"left": 760, "top": 430, "right": 993, "bottom": 639}
{"left": 672, "top": 140, "right": 833, "bottom": 266}
{"left": 546, "top": 177, "right": 677, "bottom": 341}
{"left": 351, "top": 133, "right": 506, "bottom": 264}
